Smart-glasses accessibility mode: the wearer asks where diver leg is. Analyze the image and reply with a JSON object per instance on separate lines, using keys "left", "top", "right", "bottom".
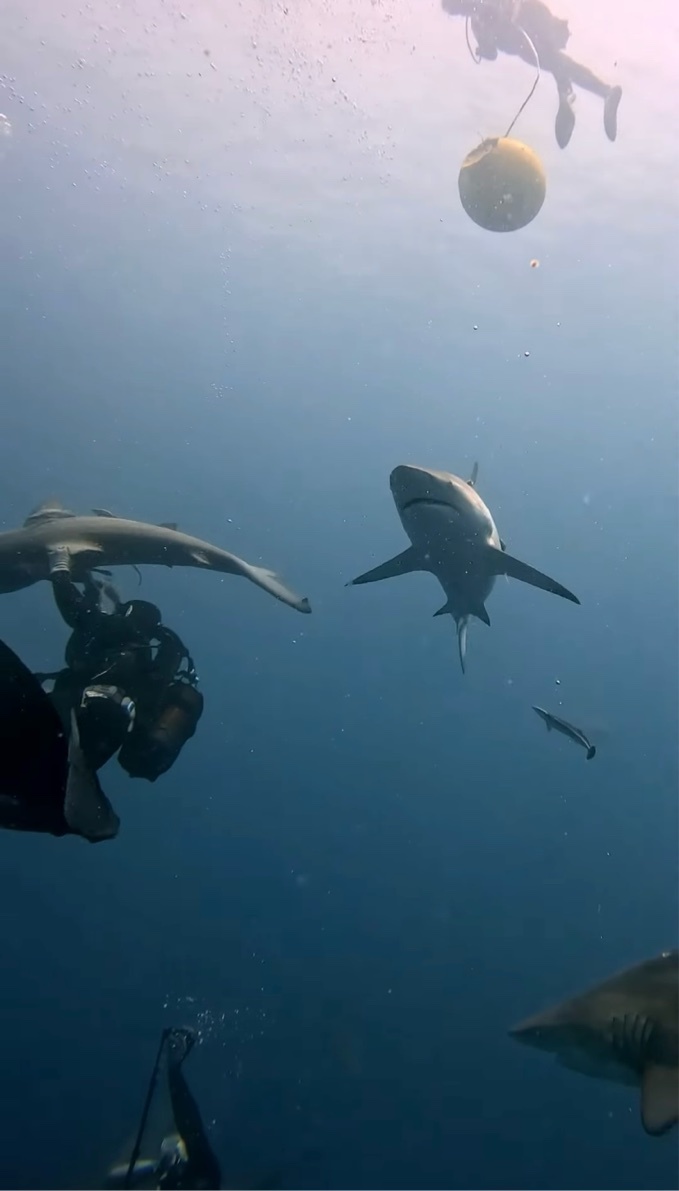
{"left": 556, "top": 52, "right": 622, "bottom": 140}
{"left": 543, "top": 54, "right": 576, "bottom": 148}
{"left": 166, "top": 1030, "right": 222, "bottom": 1190}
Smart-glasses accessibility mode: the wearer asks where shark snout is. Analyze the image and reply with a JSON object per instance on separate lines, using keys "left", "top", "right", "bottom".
{"left": 389, "top": 465, "right": 456, "bottom": 510}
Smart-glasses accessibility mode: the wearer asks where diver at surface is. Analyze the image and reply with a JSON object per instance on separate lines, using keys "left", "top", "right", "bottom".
{"left": 106, "top": 1028, "right": 222, "bottom": 1190}
{"left": 442, "top": 0, "right": 622, "bottom": 148}
{"left": 37, "top": 550, "right": 204, "bottom": 782}
{"left": 0, "top": 637, "right": 119, "bottom": 841}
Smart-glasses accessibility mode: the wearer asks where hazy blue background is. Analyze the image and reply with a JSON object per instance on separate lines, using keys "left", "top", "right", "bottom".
{"left": 0, "top": 1, "right": 677, "bottom": 1187}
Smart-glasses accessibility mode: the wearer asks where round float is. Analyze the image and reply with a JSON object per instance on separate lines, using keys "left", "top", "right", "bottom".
{"left": 458, "top": 137, "right": 546, "bottom": 232}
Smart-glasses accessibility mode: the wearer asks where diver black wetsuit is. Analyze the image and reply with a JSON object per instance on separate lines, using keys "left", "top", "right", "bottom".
{"left": 442, "top": 0, "right": 622, "bottom": 147}
{"left": 41, "top": 557, "right": 203, "bottom": 780}
{"left": 0, "top": 637, "right": 119, "bottom": 841}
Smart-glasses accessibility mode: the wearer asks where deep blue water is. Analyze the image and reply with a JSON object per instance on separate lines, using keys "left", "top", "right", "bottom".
{"left": 0, "top": 1, "right": 677, "bottom": 1188}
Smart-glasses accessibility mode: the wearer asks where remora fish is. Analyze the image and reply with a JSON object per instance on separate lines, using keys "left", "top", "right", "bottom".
{"left": 510, "top": 951, "right": 679, "bottom": 1136}
{"left": 0, "top": 501, "right": 311, "bottom": 613}
{"left": 532, "top": 705, "right": 596, "bottom": 760}
{"left": 348, "top": 463, "right": 579, "bottom": 671}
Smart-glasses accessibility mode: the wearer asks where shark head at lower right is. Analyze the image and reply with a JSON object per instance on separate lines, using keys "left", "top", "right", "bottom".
{"left": 348, "top": 462, "right": 580, "bottom": 672}
{"left": 510, "top": 951, "right": 679, "bottom": 1136}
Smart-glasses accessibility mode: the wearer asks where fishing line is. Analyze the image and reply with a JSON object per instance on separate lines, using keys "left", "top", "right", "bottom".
{"left": 504, "top": 26, "right": 541, "bottom": 137}
{"left": 464, "top": 12, "right": 542, "bottom": 136}
{"left": 123, "top": 1028, "right": 171, "bottom": 1189}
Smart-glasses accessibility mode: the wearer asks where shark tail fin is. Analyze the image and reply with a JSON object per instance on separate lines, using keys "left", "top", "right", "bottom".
{"left": 456, "top": 616, "right": 469, "bottom": 674}
{"left": 348, "top": 546, "right": 421, "bottom": 587}
{"left": 489, "top": 547, "right": 580, "bottom": 605}
{"left": 238, "top": 563, "right": 312, "bottom": 614}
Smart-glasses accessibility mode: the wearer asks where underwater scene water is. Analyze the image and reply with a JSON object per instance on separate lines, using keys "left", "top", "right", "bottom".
{"left": 0, "top": 0, "right": 677, "bottom": 1188}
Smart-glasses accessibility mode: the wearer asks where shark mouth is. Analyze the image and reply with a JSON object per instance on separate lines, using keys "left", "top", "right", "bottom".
{"left": 399, "top": 498, "right": 458, "bottom": 513}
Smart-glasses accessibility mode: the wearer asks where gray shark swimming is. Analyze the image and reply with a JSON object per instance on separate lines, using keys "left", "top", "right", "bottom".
{"left": 510, "top": 951, "right": 679, "bottom": 1136}
{"left": 532, "top": 705, "right": 596, "bottom": 760}
{"left": 0, "top": 502, "right": 311, "bottom": 614}
{"left": 348, "top": 463, "right": 580, "bottom": 671}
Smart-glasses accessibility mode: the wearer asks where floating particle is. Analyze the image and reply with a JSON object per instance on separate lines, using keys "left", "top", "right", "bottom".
{"left": 530, "top": 258, "right": 539, "bottom": 268}
{"left": 555, "top": 678, "right": 561, "bottom": 685}
{"left": 524, "top": 350, "right": 530, "bottom": 357}
{"left": 473, "top": 324, "right": 478, "bottom": 331}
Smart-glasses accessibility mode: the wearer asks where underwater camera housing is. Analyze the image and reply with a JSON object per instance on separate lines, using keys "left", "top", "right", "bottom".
{"left": 118, "top": 681, "right": 204, "bottom": 781}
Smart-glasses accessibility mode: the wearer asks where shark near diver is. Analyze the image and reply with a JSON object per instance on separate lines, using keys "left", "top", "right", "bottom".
{"left": 0, "top": 502, "right": 311, "bottom": 613}
{"left": 511, "top": 950, "right": 679, "bottom": 1137}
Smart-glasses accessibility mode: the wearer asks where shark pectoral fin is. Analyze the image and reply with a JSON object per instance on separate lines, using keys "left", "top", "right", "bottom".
{"left": 490, "top": 548, "right": 580, "bottom": 605}
{"left": 586, "top": 745, "right": 596, "bottom": 760}
{"left": 433, "top": 601, "right": 453, "bottom": 617}
{"left": 640, "top": 1065, "right": 678, "bottom": 1136}
{"left": 500, "top": 539, "right": 507, "bottom": 552}
{"left": 348, "top": 546, "right": 421, "bottom": 587}
{"left": 456, "top": 616, "right": 469, "bottom": 674}
{"left": 64, "top": 713, "right": 120, "bottom": 842}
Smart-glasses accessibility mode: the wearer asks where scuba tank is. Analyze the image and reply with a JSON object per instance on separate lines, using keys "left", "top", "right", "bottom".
{"left": 118, "top": 681, "right": 204, "bottom": 781}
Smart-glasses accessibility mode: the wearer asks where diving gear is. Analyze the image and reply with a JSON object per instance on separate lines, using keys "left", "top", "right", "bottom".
{"left": 118, "top": 682, "right": 204, "bottom": 782}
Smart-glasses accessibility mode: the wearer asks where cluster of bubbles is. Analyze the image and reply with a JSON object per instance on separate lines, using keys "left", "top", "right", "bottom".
{"left": 161, "top": 992, "right": 271, "bottom": 1055}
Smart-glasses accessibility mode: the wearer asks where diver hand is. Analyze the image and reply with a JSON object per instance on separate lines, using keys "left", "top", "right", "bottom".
{"left": 166, "top": 1027, "right": 197, "bottom": 1068}
{"left": 48, "top": 545, "right": 72, "bottom": 576}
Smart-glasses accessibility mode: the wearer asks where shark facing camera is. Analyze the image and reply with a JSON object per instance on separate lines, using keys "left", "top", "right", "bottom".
{"left": 350, "top": 462, "right": 580, "bottom": 673}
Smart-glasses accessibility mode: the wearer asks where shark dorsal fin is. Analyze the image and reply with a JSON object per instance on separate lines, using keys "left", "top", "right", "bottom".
{"left": 92, "top": 507, "right": 117, "bottom": 518}
{"left": 24, "top": 500, "right": 76, "bottom": 527}
{"left": 467, "top": 462, "right": 479, "bottom": 488}
{"left": 159, "top": 521, "right": 179, "bottom": 531}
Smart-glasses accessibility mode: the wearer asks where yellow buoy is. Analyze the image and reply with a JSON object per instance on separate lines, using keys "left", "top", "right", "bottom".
{"left": 458, "top": 137, "right": 546, "bottom": 233}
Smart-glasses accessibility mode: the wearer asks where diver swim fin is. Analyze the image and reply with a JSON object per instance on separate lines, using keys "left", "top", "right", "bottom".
{"left": 63, "top": 712, "right": 120, "bottom": 842}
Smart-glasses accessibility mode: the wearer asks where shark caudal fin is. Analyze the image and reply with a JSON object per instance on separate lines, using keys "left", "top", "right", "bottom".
{"left": 238, "top": 562, "right": 311, "bottom": 613}
{"left": 348, "top": 546, "right": 421, "bottom": 587}
{"left": 489, "top": 547, "right": 580, "bottom": 605}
